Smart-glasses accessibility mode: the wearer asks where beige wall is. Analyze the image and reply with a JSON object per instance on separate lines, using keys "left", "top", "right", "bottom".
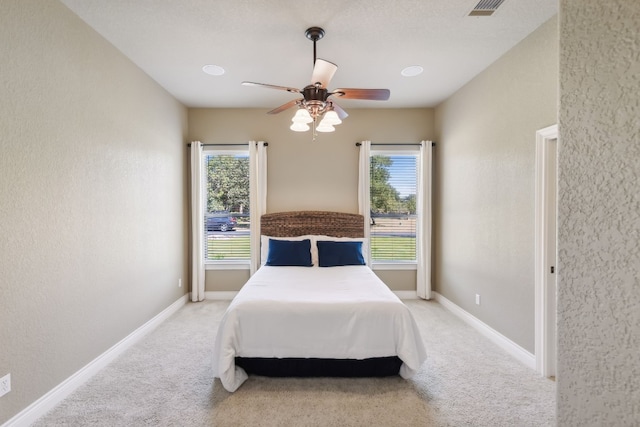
{"left": 434, "top": 16, "right": 558, "bottom": 352}
{"left": 189, "top": 108, "right": 434, "bottom": 291}
{"left": 0, "top": 1, "right": 188, "bottom": 423}
{"left": 558, "top": 1, "right": 640, "bottom": 425}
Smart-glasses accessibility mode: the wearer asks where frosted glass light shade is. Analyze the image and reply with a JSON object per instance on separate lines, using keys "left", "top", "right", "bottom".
{"left": 316, "top": 120, "right": 335, "bottom": 132}
{"left": 322, "top": 110, "right": 342, "bottom": 125}
{"left": 292, "top": 108, "right": 313, "bottom": 123}
{"left": 290, "top": 122, "right": 310, "bottom": 132}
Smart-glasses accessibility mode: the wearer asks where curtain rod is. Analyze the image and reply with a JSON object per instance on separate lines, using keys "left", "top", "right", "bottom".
{"left": 187, "top": 142, "right": 268, "bottom": 147}
{"left": 355, "top": 142, "right": 435, "bottom": 147}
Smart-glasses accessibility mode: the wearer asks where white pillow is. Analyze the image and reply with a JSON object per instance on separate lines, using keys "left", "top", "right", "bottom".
{"left": 261, "top": 235, "right": 316, "bottom": 265}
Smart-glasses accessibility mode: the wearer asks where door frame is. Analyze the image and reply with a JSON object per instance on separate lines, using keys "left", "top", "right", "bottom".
{"left": 534, "top": 124, "right": 558, "bottom": 378}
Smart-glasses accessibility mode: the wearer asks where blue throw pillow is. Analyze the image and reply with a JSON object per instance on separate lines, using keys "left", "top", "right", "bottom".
{"left": 266, "top": 239, "right": 313, "bottom": 267}
{"left": 317, "top": 241, "right": 365, "bottom": 267}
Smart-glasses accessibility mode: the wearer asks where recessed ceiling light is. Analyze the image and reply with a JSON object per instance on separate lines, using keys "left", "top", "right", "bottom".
{"left": 202, "top": 64, "right": 225, "bottom": 76}
{"left": 401, "top": 65, "right": 424, "bottom": 77}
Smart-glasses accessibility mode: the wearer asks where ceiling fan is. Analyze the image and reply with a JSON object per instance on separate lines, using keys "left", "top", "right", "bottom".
{"left": 241, "top": 27, "right": 390, "bottom": 135}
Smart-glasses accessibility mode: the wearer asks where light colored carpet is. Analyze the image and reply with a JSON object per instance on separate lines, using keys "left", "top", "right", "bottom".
{"left": 32, "top": 300, "right": 555, "bottom": 426}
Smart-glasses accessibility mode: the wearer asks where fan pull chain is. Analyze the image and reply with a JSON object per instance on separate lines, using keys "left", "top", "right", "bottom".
{"left": 312, "top": 119, "right": 318, "bottom": 142}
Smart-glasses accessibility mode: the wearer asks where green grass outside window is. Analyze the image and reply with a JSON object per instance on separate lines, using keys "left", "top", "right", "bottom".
{"left": 206, "top": 235, "right": 416, "bottom": 262}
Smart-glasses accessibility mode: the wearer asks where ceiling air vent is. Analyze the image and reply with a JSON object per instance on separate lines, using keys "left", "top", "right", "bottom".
{"left": 468, "top": 0, "right": 506, "bottom": 16}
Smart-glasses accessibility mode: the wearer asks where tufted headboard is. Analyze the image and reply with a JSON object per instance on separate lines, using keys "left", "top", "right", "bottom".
{"left": 260, "top": 211, "right": 365, "bottom": 238}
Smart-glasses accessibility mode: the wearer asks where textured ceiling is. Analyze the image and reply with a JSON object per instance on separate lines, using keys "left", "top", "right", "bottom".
{"left": 59, "top": 0, "right": 557, "bottom": 109}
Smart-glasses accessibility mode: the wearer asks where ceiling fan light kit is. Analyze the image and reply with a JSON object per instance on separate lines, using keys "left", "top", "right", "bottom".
{"left": 242, "top": 27, "right": 390, "bottom": 140}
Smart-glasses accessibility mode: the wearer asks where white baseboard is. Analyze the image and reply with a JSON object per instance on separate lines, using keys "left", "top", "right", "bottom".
{"left": 3, "top": 294, "right": 189, "bottom": 427}
{"left": 432, "top": 292, "right": 535, "bottom": 370}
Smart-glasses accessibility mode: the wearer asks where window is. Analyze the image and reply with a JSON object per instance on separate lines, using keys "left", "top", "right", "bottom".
{"left": 203, "top": 149, "right": 250, "bottom": 264}
{"left": 369, "top": 150, "right": 419, "bottom": 265}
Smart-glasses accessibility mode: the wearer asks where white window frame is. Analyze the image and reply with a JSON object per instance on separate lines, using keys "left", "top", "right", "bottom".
{"left": 202, "top": 147, "right": 251, "bottom": 270}
{"left": 369, "top": 147, "right": 421, "bottom": 271}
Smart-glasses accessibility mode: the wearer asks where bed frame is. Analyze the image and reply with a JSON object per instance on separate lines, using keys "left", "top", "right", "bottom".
{"left": 234, "top": 210, "right": 402, "bottom": 378}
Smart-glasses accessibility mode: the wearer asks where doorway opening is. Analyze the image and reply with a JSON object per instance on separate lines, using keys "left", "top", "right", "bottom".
{"left": 534, "top": 124, "right": 558, "bottom": 379}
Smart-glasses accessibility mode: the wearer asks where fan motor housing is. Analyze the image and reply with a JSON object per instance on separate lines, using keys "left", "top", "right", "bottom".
{"left": 303, "top": 85, "right": 329, "bottom": 102}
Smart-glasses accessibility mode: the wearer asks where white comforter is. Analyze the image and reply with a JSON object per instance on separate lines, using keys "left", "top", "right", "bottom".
{"left": 212, "top": 265, "right": 427, "bottom": 392}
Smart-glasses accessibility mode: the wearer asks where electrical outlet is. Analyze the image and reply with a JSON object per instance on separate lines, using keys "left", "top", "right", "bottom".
{"left": 178, "top": 278, "right": 182, "bottom": 288}
{"left": 475, "top": 294, "right": 481, "bottom": 305}
{"left": 0, "top": 374, "right": 11, "bottom": 397}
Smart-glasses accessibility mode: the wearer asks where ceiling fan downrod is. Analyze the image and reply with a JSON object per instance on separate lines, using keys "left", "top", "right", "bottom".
{"left": 305, "top": 27, "right": 325, "bottom": 66}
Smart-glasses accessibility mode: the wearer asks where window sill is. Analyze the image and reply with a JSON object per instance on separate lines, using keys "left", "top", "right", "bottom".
{"left": 371, "top": 262, "right": 417, "bottom": 271}
{"left": 205, "top": 262, "right": 250, "bottom": 271}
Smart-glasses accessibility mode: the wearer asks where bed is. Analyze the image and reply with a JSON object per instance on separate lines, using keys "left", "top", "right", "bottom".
{"left": 212, "top": 211, "right": 427, "bottom": 392}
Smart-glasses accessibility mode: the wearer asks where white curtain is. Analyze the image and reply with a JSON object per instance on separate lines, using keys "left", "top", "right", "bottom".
{"left": 249, "top": 141, "right": 268, "bottom": 275}
{"left": 357, "top": 140, "right": 372, "bottom": 266}
{"left": 416, "top": 141, "right": 433, "bottom": 300}
{"left": 190, "top": 141, "right": 205, "bottom": 302}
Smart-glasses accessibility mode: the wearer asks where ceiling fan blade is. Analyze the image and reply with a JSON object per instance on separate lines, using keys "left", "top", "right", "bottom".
{"left": 310, "top": 59, "right": 337, "bottom": 88}
{"left": 242, "top": 81, "right": 301, "bottom": 94}
{"left": 331, "top": 88, "right": 390, "bottom": 101}
{"left": 267, "top": 99, "right": 300, "bottom": 115}
{"left": 331, "top": 102, "right": 349, "bottom": 120}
